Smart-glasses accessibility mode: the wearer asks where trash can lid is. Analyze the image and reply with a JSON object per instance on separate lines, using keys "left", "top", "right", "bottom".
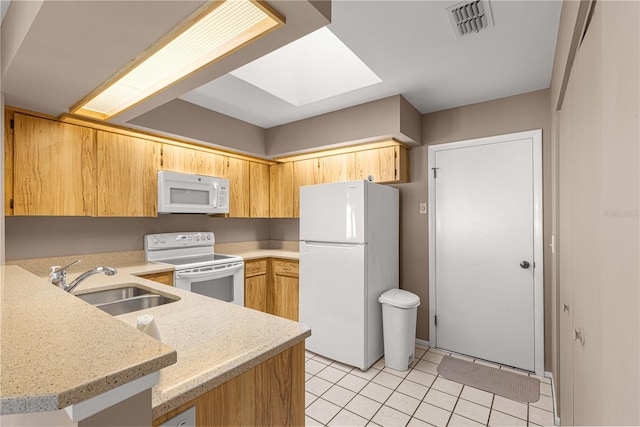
{"left": 378, "top": 289, "right": 421, "bottom": 308}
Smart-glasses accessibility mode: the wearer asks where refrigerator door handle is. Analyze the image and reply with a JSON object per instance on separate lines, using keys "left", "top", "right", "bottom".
{"left": 302, "top": 241, "right": 366, "bottom": 248}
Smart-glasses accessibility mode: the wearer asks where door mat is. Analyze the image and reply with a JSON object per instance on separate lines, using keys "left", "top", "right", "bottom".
{"left": 437, "top": 355, "right": 540, "bottom": 403}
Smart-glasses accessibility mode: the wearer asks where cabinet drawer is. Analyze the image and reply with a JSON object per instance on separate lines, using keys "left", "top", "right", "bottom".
{"left": 245, "top": 259, "right": 268, "bottom": 277}
{"left": 273, "top": 259, "right": 299, "bottom": 276}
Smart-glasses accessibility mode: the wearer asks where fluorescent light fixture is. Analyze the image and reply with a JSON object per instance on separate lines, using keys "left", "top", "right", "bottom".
{"left": 230, "top": 27, "right": 382, "bottom": 106}
{"left": 72, "top": 0, "right": 284, "bottom": 120}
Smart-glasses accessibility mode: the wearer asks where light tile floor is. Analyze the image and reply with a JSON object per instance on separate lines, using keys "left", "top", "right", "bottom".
{"left": 305, "top": 346, "right": 555, "bottom": 427}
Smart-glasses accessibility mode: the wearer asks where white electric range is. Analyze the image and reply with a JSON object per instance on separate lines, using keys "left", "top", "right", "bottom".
{"left": 144, "top": 232, "right": 244, "bottom": 306}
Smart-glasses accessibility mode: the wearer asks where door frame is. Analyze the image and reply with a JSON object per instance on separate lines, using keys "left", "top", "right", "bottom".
{"left": 428, "top": 129, "right": 544, "bottom": 375}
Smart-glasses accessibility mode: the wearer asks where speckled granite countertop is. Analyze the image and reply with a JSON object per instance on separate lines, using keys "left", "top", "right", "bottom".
{"left": 0, "top": 265, "right": 177, "bottom": 415}
{"left": 1, "top": 256, "right": 309, "bottom": 420}
{"left": 226, "top": 249, "right": 300, "bottom": 260}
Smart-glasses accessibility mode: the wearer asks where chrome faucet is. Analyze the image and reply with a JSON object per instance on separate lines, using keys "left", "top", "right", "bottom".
{"left": 50, "top": 260, "right": 117, "bottom": 293}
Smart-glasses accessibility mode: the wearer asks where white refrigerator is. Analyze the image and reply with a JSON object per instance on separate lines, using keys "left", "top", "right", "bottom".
{"left": 299, "top": 180, "right": 399, "bottom": 370}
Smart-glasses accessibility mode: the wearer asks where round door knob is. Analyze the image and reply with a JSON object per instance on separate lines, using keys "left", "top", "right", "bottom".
{"left": 520, "top": 260, "right": 531, "bottom": 269}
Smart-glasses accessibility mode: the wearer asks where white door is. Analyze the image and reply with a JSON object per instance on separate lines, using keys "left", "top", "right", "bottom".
{"left": 430, "top": 131, "right": 542, "bottom": 372}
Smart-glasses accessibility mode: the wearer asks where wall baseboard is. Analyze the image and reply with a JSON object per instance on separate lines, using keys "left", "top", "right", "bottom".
{"left": 544, "top": 370, "right": 560, "bottom": 426}
{"left": 415, "top": 339, "right": 430, "bottom": 348}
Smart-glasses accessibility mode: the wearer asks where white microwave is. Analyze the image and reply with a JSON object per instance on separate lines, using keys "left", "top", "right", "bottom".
{"left": 158, "top": 171, "right": 229, "bottom": 214}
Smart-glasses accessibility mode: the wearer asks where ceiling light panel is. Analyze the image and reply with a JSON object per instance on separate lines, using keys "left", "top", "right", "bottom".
{"left": 73, "top": 0, "right": 283, "bottom": 119}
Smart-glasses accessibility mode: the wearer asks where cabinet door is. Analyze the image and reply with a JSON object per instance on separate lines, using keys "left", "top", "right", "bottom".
{"left": 161, "top": 144, "right": 227, "bottom": 177}
{"left": 227, "top": 157, "right": 250, "bottom": 217}
{"left": 13, "top": 113, "right": 96, "bottom": 216}
{"left": 4, "top": 111, "right": 14, "bottom": 216}
{"left": 293, "top": 159, "right": 318, "bottom": 218}
{"left": 270, "top": 259, "right": 299, "bottom": 321}
{"left": 250, "top": 162, "right": 270, "bottom": 218}
{"left": 271, "top": 274, "right": 299, "bottom": 321}
{"left": 96, "top": 130, "right": 160, "bottom": 217}
{"left": 354, "top": 146, "right": 397, "bottom": 183}
{"left": 245, "top": 259, "right": 268, "bottom": 312}
{"left": 318, "top": 153, "right": 356, "bottom": 184}
{"left": 245, "top": 274, "right": 268, "bottom": 312}
{"left": 270, "top": 163, "right": 293, "bottom": 218}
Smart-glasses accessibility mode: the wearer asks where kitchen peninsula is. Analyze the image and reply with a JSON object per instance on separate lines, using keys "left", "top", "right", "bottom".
{"left": 1, "top": 258, "right": 309, "bottom": 426}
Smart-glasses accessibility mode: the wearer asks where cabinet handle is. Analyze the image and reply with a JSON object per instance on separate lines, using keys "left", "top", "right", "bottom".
{"left": 573, "top": 328, "right": 585, "bottom": 345}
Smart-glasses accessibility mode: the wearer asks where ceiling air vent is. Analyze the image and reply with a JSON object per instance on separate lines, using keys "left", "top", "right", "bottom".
{"left": 446, "top": 0, "right": 494, "bottom": 39}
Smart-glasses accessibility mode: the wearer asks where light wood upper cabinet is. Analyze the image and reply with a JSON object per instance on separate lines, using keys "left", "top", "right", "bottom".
{"left": 96, "top": 130, "right": 160, "bottom": 217}
{"left": 4, "top": 111, "right": 14, "bottom": 216}
{"left": 318, "top": 153, "right": 356, "bottom": 184}
{"left": 293, "top": 159, "right": 318, "bottom": 218}
{"left": 250, "top": 162, "right": 270, "bottom": 218}
{"left": 354, "top": 146, "right": 397, "bottom": 183}
{"left": 227, "top": 157, "right": 250, "bottom": 217}
{"left": 269, "top": 162, "right": 293, "bottom": 218}
{"left": 13, "top": 113, "right": 96, "bottom": 216}
{"left": 161, "top": 144, "right": 227, "bottom": 177}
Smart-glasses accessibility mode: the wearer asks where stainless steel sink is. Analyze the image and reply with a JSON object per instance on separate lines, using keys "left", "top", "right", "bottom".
{"left": 76, "top": 284, "right": 179, "bottom": 315}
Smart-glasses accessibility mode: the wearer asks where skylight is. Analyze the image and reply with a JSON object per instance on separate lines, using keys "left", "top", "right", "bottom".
{"left": 230, "top": 27, "right": 381, "bottom": 106}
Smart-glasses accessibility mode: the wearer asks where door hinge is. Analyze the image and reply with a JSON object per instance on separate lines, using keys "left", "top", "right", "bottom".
{"left": 432, "top": 167, "right": 439, "bottom": 178}
{"left": 160, "top": 158, "right": 163, "bottom": 167}
{"left": 434, "top": 315, "right": 437, "bottom": 327}
{"left": 10, "top": 199, "right": 14, "bottom": 209}
{"left": 10, "top": 119, "right": 14, "bottom": 129}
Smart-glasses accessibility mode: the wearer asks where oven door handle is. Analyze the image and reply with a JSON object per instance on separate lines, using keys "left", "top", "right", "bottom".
{"left": 175, "top": 263, "right": 243, "bottom": 279}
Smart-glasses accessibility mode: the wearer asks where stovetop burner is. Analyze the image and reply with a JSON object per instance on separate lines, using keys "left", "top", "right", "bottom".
{"left": 144, "top": 232, "right": 243, "bottom": 270}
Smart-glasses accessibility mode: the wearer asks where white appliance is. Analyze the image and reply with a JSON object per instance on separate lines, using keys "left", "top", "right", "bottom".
{"left": 299, "top": 180, "right": 399, "bottom": 370}
{"left": 144, "top": 232, "right": 244, "bottom": 306}
{"left": 158, "top": 171, "right": 229, "bottom": 214}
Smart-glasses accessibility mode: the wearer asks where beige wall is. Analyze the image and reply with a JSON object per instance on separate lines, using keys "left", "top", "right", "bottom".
{"left": 4, "top": 216, "right": 270, "bottom": 260}
{"left": 396, "top": 89, "right": 552, "bottom": 368}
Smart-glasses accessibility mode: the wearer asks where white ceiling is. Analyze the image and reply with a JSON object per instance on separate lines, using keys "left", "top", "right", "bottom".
{"left": 180, "top": 0, "right": 562, "bottom": 128}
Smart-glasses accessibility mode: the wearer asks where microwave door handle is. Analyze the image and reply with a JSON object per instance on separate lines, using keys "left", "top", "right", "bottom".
{"left": 212, "top": 183, "right": 218, "bottom": 208}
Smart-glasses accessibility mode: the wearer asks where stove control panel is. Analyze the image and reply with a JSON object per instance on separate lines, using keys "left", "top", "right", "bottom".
{"left": 145, "top": 232, "right": 215, "bottom": 250}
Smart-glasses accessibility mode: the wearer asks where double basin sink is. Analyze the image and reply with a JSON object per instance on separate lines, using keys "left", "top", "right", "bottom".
{"left": 77, "top": 284, "right": 179, "bottom": 316}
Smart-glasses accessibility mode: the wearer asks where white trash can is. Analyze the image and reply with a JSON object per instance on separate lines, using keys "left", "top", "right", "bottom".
{"left": 378, "top": 289, "right": 421, "bottom": 371}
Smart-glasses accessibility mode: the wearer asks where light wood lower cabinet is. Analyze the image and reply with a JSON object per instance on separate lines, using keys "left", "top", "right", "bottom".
{"left": 244, "top": 258, "right": 299, "bottom": 321}
{"left": 245, "top": 259, "right": 268, "bottom": 312}
{"left": 272, "top": 259, "right": 299, "bottom": 322}
{"left": 152, "top": 342, "right": 305, "bottom": 427}
{"left": 138, "top": 271, "right": 174, "bottom": 286}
